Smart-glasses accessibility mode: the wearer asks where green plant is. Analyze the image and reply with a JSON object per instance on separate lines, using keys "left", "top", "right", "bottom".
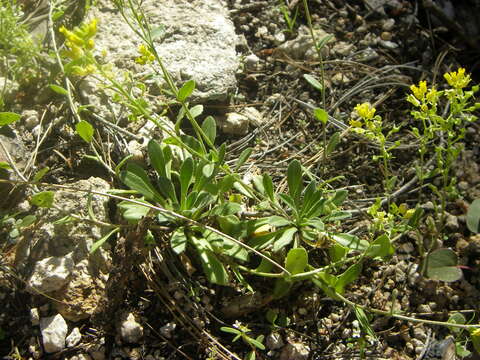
{"left": 0, "top": 0, "right": 41, "bottom": 86}
{"left": 221, "top": 321, "right": 265, "bottom": 360}
{"left": 407, "top": 68, "right": 480, "bottom": 231}
{"left": 278, "top": 2, "right": 298, "bottom": 34}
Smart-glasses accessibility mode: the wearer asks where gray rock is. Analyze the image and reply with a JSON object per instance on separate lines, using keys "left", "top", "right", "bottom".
{"left": 332, "top": 41, "right": 354, "bottom": 56}
{"left": 66, "top": 327, "right": 82, "bottom": 347}
{"left": 91, "top": 0, "right": 239, "bottom": 102}
{"left": 445, "top": 212, "right": 459, "bottom": 231}
{"left": 26, "top": 253, "right": 75, "bottom": 293}
{"left": 378, "top": 39, "right": 399, "bottom": 50}
{"left": 30, "top": 308, "right": 40, "bottom": 326}
{"left": 221, "top": 112, "right": 250, "bottom": 135}
{"left": 120, "top": 313, "right": 144, "bottom": 344}
{"left": 22, "top": 109, "right": 40, "bottom": 130}
{"left": 382, "top": 18, "right": 396, "bottom": 31}
{"left": 159, "top": 322, "right": 176, "bottom": 339}
{"left": 244, "top": 54, "right": 260, "bottom": 71}
{"left": 279, "top": 342, "right": 310, "bottom": 360}
{"left": 276, "top": 26, "right": 333, "bottom": 60}
{"left": 266, "top": 332, "right": 284, "bottom": 350}
{"left": 40, "top": 314, "right": 68, "bottom": 353}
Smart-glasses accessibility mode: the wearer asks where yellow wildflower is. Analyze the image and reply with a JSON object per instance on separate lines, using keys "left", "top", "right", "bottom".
{"left": 444, "top": 67, "right": 471, "bottom": 89}
{"left": 354, "top": 102, "right": 376, "bottom": 120}
{"left": 349, "top": 119, "right": 363, "bottom": 128}
{"left": 135, "top": 44, "right": 155, "bottom": 65}
{"left": 425, "top": 87, "right": 439, "bottom": 104}
{"left": 410, "top": 80, "right": 427, "bottom": 100}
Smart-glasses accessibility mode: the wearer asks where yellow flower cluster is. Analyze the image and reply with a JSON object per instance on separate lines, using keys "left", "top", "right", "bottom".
{"left": 59, "top": 18, "right": 98, "bottom": 76}
{"left": 135, "top": 44, "right": 155, "bottom": 65}
{"left": 407, "top": 80, "right": 439, "bottom": 110}
{"left": 354, "top": 102, "right": 376, "bottom": 120}
{"left": 444, "top": 67, "right": 471, "bottom": 89}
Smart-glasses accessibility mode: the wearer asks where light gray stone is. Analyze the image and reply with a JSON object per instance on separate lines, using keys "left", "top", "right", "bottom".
{"left": 26, "top": 253, "right": 74, "bottom": 293}
{"left": 276, "top": 26, "right": 333, "bottom": 60}
{"left": 91, "top": 0, "right": 239, "bottom": 102}
{"left": 66, "top": 327, "right": 82, "bottom": 347}
{"left": 40, "top": 314, "right": 68, "bottom": 353}
{"left": 266, "top": 332, "right": 284, "bottom": 350}
{"left": 159, "top": 322, "right": 176, "bottom": 339}
{"left": 120, "top": 313, "right": 144, "bottom": 344}
{"left": 279, "top": 342, "right": 310, "bottom": 360}
{"left": 30, "top": 308, "right": 40, "bottom": 326}
{"left": 221, "top": 112, "right": 250, "bottom": 135}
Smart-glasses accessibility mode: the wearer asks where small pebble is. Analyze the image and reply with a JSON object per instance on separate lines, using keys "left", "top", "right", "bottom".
{"left": 382, "top": 18, "right": 395, "bottom": 31}
{"left": 380, "top": 32, "right": 392, "bottom": 41}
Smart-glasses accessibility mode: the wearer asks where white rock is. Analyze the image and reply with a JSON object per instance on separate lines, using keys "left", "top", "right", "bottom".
{"left": 66, "top": 327, "right": 82, "bottom": 347}
{"left": 26, "top": 253, "right": 74, "bottom": 293}
{"left": 331, "top": 73, "right": 350, "bottom": 85}
{"left": 242, "top": 107, "right": 263, "bottom": 127}
{"left": 378, "top": 39, "right": 399, "bottom": 50}
{"left": 22, "top": 109, "right": 40, "bottom": 130}
{"left": 159, "top": 322, "right": 176, "bottom": 339}
{"left": 120, "top": 313, "right": 143, "bottom": 344}
{"left": 221, "top": 112, "right": 250, "bottom": 135}
{"left": 40, "top": 314, "right": 68, "bottom": 353}
{"left": 277, "top": 26, "right": 333, "bottom": 60}
{"left": 244, "top": 54, "right": 260, "bottom": 71}
{"left": 332, "top": 41, "right": 354, "bottom": 56}
{"left": 382, "top": 18, "right": 395, "bottom": 31}
{"left": 279, "top": 342, "right": 310, "bottom": 360}
{"left": 266, "top": 332, "right": 284, "bottom": 350}
{"left": 30, "top": 308, "right": 40, "bottom": 325}
{"left": 91, "top": 0, "right": 239, "bottom": 102}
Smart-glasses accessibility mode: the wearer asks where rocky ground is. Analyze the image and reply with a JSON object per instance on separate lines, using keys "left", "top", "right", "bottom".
{"left": 1, "top": 0, "right": 480, "bottom": 359}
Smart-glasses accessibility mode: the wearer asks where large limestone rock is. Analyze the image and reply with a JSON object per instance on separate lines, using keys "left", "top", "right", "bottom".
{"left": 91, "top": 0, "right": 239, "bottom": 102}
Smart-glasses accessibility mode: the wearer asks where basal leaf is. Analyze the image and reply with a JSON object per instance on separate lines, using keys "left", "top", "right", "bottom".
{"left": 202, "top": 116, "right": 216, "bottom": 144}
{"left": 75, "top": 120, "right": 94, "bottom": 143}
{"left": 313, "top": 108, "right": 328, "bottom": 125}
{"left": 30, "top": 191, "right": 55, "bottom": 208}
{"left": 331, "top": 233, "right": 369, "bottom": 251}
{"left": 287, "top": 159, "right": 302, "bottom": 203}
{"left": 0, "top": 112, "right": 20, "bottom": 126}
{"left": 120, "top": 162, "right": 164, "bottom": 204}
{"left": 285, "top": 247, "right": 308, "bottom": 275}
{"left": 180, "top": 156, "right": 194, "bottom": 201}
{"left": 467, "top": 199, "right": 480, "bottom": 233}
{"left": 49, "top": 84, "right": 69, "bottom": 96}
{"left": 171, "top": 228, "right": 188, "bottom": 254}
{"left": 365, "top": 234, "right": 394, "bottom": 259}
{"left": 272, "top": 227, "right": 297, "bottom": 252}
{"left": 235, "top": 147, "right": 252, "bottom": 171}
{"left": 303, "top": 74, "right": 323, "bottom": 92}
{"left": 335, "top": 263, "right": 362, "bottom": 294}
{"left": 148, "top": 140, "right": 169, "bottom": 179}
{"left": 425, "top": 248, "right": 462, "bottom": 282}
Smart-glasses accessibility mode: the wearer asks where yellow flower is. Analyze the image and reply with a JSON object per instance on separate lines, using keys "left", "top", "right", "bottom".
{"left": 135, "top": 44, "right": 155, "bottom": 65}
{"left": 410, "top": 80, "right": 427, "bottom": 100}
{"left": 425, "top": 87, "right": 439, "bottom": 104}
{"left": 444, "top": 67, "right": 471, "bottom": 89}
{"left": 349, "top": 119, "right": 363, "bottom": 128}
{"left": 354, "top": 102, "right": 376, "bottom": 120}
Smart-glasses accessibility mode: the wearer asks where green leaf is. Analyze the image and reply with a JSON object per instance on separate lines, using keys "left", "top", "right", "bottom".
{"left": 313, "top": 108, "right": 328, "bottom": 125}
{"left": 447, "top": 312, "right": 466, "bottom": 334}
{"left": 202, "top": 116, "right": 216, "bottom": 144}
{"left": 177, "top": 79, "right": 195, "bottom": 102}
{"left": 335, "top": 263, "right": 362, "bottom": 294}
{"left": 151, "top": 25, "right": 165, "bottom": 39}
{"left": 425, "top": 248, "right": 462, "bottom": 282}
{"left": 158, "top": 176, "right": 177, "bottom": 203}
{"left": 322, "top": 211, "right": 351, "bottom": 222}
{"left": 17, "top": 215, "right": 36, "bottom": 228}
{"left": 326, "top": 132, "right": 340, "bottom": 155}
{"left": 354, "top": 306, "right": 377, "bottom": 340}
{"left": 211, "top": 202, "right": 242, "bottom": 216}
{"left": 287, "top": 159, "right": 303, "bottom": 203}
{"left": 246, "top": 350, "right": 256, "bottom": 360}
{"left": 365, "top": 234, "right": 394, "bottom": 259}
{"left": 303, "top": 74, "right": 323, "bottom": 92}
{"left": 30, "top": 191, "right": 55, "bottom": 208}
{"left": 317, "top": 34, "right": 334, "bottom": 50}
{"left": 90, "top": 227, "right": 120, "bottom": 254}
{"left": 263, "top": 173, "right": 275, "bottom": 202}
{"left": 75, "top": 120, "right": 94, "bottom": 143}
{"left": 285, "top": 247, "right": 308, "bottom": 275}
{"left": 0, "top": 112, "right": 20, "bottom": 126}
{"left": 202, "top": 163, "right": 215, "bottom": 178}
{"left": 148, "top": 140, "right": 169, "bottom": 179}
{"left": 331, "top": 233, "right": 368, "bottom": 251}
{"left": 330, "top": 190, "right": 348, "bottom": 206}
{"left": 190, "top": 235, "right": 229, "bottom": 285}
{"left": 467, "top": 199, "right": 480, "bottom": 233}
{"left": 33, "top": 167, "right": 50, "bottom": 182}
{"left": 49, "top": 84, "right": 69, "bottom": 96}
{"left": 273, "top": 278, "right": 291, "bottom": 299}
{"left": 180, "top": 157, "right": 194, "bottom": 202}
{"left": 171, "top": 228, "right": 187, "bottom": 254}
{"left": 235, "top": 147, "right": 252, "bottom": 171}
{"left": 265, "top": 215, "right": 291, "bottom": 227}
{"left": 119, "top": 162, "right": 164, "bottom": 203}
{"left": 118, "top": 199, "right": 150, "bottom": 221}
{"left": 248, "top": 337, "right": 265, "bottom": 350}
{"left": 189, "top": 104, "right": 203, "bottom": 118}
{"left": 273, "top": 227, "right": 297, "bottom": 252}
{"left": 0, "top": 161, "right": 11, "bottom": 170}
{"left": 220, "top": 327, "right": 241, "bottom": 335}
{"left": 329, "top": 244, "right": 347, "bottom": 262}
